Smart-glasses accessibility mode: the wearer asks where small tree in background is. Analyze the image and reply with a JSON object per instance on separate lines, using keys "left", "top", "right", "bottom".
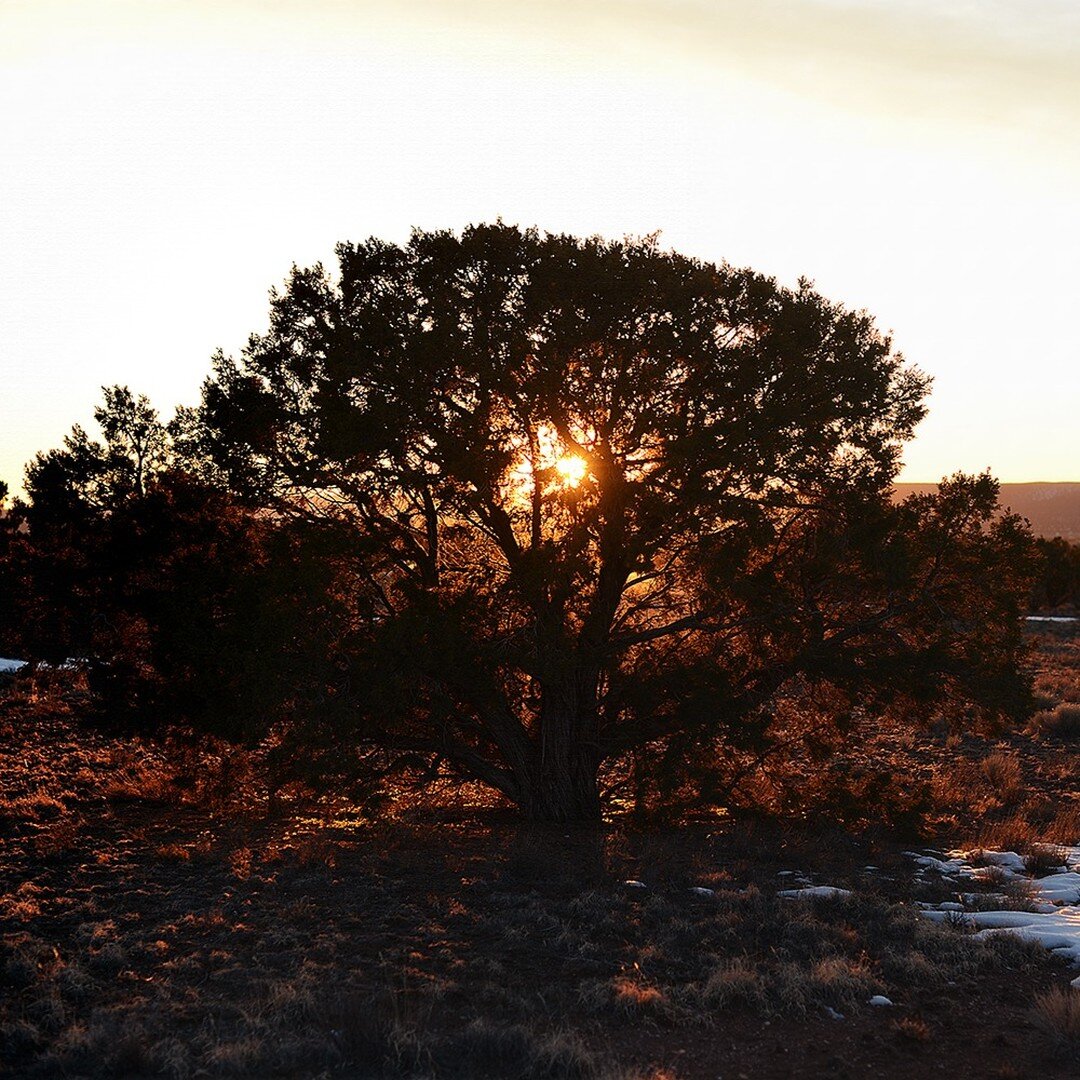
{"left": 0, "top": 386, "right": 356, "bottom": 738}
{"left": 1031, "top": 536, "right": 1080, "bottom": 611}
{"left": 194, "top": 223, "right": 1035, "bottom": 822}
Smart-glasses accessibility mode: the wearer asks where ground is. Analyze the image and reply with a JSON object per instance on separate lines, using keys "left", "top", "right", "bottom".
{"left": 0, "top": 626, "right": 1078, "bottom": 1079}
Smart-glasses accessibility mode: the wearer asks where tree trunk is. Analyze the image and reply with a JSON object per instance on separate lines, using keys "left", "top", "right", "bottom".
{"left": 521, "top": 685, "right": 602, "bottom": 823}
{"left": 519, "top": 746, "right": 601, "bottom": 823}
{"left": 520, "top": 615, "right": 605, "bottom": 823}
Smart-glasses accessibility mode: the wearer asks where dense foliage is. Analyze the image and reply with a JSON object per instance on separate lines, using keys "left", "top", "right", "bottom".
{"left": 0, "top": 226, "right": 1042, "bottom": 821}
{"left": 192, "top": 224, "right": 1033, "bottom": 821}
{"left": 1031, "top": 536, "right": 1080, "bottom": 611}
{"left": 0, "top": 390, "right": 353, "bottom": 738}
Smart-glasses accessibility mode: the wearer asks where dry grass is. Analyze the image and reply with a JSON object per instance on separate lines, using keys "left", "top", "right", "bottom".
{"left": 2, "top": 626, "right": 1080, "bottom": 1078}
{"left": 892, "top": 1014, "right": 931, "bottom": 1042}
{"left": 2, "top": 794, "right": 1066, "bottom": 1078}
{"left": 1023, "top": 844, "right": 1069, "bottom": 876}
{"left": 0, "top": 790, "right": 66, "bottom": 825}
{"left": 1029, "top": 703, "right": 1080, "bottom": 739}
{"left": 975, "top": 808, "right": 1080, "bottom": 853}
{"left": 977, "top": 750, "right": 1024, "bottom": 804}
{"left": 1031, "top": 986, "right": 1080, "bottom": 1046}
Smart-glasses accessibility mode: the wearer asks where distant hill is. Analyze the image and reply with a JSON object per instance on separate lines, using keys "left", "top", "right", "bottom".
{"left": 894, "top": 483, "right": 1080, "bottom": 542}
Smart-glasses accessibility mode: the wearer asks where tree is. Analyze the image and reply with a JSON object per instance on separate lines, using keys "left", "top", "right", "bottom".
{"left": 1, "top": 387, "right": 354, "bottom": 735}
{"left": 199, "top": 224, "right": 1033, "bottom": 823}
{"left": 1031, "top": 536, "right": 1080, "bottom": 611}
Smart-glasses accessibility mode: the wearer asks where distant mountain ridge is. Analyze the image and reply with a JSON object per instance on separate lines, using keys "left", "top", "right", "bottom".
{"left": 894, "top": 483, "right": 1080, "bottom": 542}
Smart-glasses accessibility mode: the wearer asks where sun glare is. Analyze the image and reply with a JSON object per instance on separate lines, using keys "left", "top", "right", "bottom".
{"left": 555, "top": 454, "right": 587, "bottom": 488}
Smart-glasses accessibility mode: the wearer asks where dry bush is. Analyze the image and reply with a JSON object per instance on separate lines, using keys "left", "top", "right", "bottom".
{"left": 975, "top": 815, "right": 1044, "bottom": 853}
{"left": 978, "top": 750, "right": 1024, "bottom": 803}
{"left": 1034, "top": 669, "right": 1080, "bottom": 706}
{"left": 433, "top": 1020, "right": 601, "bottom": 1079}
{"left": 101, "top": 763, "right": 178, "bottom": 806}
{"left": 700, "top": 958, "right": 767, "bottom": 1010}
{"left": 105, "top": 1029, "right": 158, "bottom": 1076}
{"left": 31, "top": 815, "right": 82, "bottom": 857}
{"left": 1031, "top": 985, "right": 1080, "bottom": 1045}
{"left": 153, "top": 842, "right": 191, "bottom": 862}
{"left": 609, "top": 977, "right": 672, "bottom": 1021}
{"left": 892, "top": 1014, "right": 931, "bottom": 1042}
{"left": 87, "top": 942, "right": 128, "bottom": 975}
{"left": 0, "top": 790, "right": 67, "bottom": 825}
{"left": 803, "top": 956, "right": 879, "bottom": 1009}
{"left": 292, "top": 832, "right": 338, "bottom": 869}
{"left": 230, "top": 845, "right": 254, "bottom": 879}
{"left": 1023, "top": 844, "right": 1068, "bottom": 876}
{"left": 0, "top": 883, "right": 44, "bottom": 922}
{"left": 1029, "top": 703, "right": 1080, "bottom": 739}
{"left": 930, "top": 761, "right": 980, "bottom": 815}
{"left": 975, "top": 806, "right": 1080, "bottom": 853}
{"left": 322, "top": 987, "right": 608, "bottom": 1079}
{"left": 1047, "top": 805, "right": 1080, "bottom": 846}
{"left": 732, "top": 753, "right": 936, "bottom": 836}
{"left": 579, "top": 976, "right": 668, "bottom": 1024}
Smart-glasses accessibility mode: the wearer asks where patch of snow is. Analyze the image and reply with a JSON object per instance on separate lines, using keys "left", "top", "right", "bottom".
{"left": 1030, "top": 872, "right": 1080, "bottom": 905}
{"left": 1026, "top": 616, "right": 1079, "bottom": 623}
{"left": 868, "top": 995, "right": 893, "bottom": 1006}
{"left": 690, "top": 886, "right": 715, "bottom": 897}
{"left": 823, "top": 1006, "right": 845, "bottom": 1021}
{"left": 969, "top": 850, "right": 1028, "bottom": 874}
{"left": 908, "top": 847, "right": 1080, "bottom": 906}
{"left": 912, "top": 846, "right": 1080, "bottom": 982}
{"left": 623, "top": 880, "right": 647, "bottom": 889}
{"left": 922, "top": 907, "right": 1080, "bottom": 966}
{"left": 778, "top": 885, "right": 852, "bottom": 900}
{"left": 0, "top": 656, "right": 85, "bottom": 674}
{"left": 904, "top": 851, "right": 965, "bottom": 877}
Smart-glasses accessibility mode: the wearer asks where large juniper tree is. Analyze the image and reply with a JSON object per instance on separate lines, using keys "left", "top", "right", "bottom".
{"left": 198, "top": 223, "right": 1033, "bottom": 822}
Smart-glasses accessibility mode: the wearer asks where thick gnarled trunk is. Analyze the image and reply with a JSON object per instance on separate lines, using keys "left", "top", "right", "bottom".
{"left": 519, "top": 743, "right": 601, "bottom": 823}
{"left": 518, "top": 669, "right": 603, "bottom": 823}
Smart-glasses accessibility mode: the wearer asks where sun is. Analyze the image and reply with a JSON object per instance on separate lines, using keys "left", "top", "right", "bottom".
{"left": 555, "top": 454, "right": 587, "bottom": 488}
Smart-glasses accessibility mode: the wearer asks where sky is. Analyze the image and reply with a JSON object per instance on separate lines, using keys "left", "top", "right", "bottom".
{"left": 2, "top": 0, "right": 1078, "bottom": 492}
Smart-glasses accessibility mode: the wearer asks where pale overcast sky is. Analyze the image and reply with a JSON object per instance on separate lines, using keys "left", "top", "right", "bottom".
{"left": 2, "top": 0, "right": 1078, "bottom": 490}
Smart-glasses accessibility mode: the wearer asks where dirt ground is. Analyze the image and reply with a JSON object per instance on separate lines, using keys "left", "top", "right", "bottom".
{"left": 1, "top": 626, "right": 1078, "bottom": 1078}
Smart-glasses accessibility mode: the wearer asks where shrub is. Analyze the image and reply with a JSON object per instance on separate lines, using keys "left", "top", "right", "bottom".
{"left": 1029, "top": 702, "right": 1080, "bottom": 739}
{"left": 1031, "top": 985, "right": 1080, "bottom": 1046}
{"left": 978, "top": 750, "right": 1023, "bottom": 803}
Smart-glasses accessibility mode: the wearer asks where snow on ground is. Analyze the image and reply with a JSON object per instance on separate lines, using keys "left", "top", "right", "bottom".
{"left": 0, "top": 657, "right": 85, "bottom": 674}
{"left": 775, "top": 847, "right": 1080, "bottom": 991}
{"left": 909, "top": 846, "right": 1080, "bottom": 985}
{"left": 905, "top": 846, "right": 1080, "bottom": 903}
{"left": 1025, "top": 616, "right": 1079, "bottom": 623}
{"left": 921, "top": 907, "right": 1080, "bottom": 983}
{"left": 778, "top": 885, "right": 853, "bottom": 900}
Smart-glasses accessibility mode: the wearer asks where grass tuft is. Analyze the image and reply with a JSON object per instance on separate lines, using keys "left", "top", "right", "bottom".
{"left": 1031, "top": 985, "right": 1080, "bottom": 1046}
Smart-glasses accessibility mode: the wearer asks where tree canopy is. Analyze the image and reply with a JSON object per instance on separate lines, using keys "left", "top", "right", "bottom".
{"left": 189, "top": 224, "right": 1033, "bottom": 822}
{"left": 0, "top": 386, "right": 353, "bottom": 739}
